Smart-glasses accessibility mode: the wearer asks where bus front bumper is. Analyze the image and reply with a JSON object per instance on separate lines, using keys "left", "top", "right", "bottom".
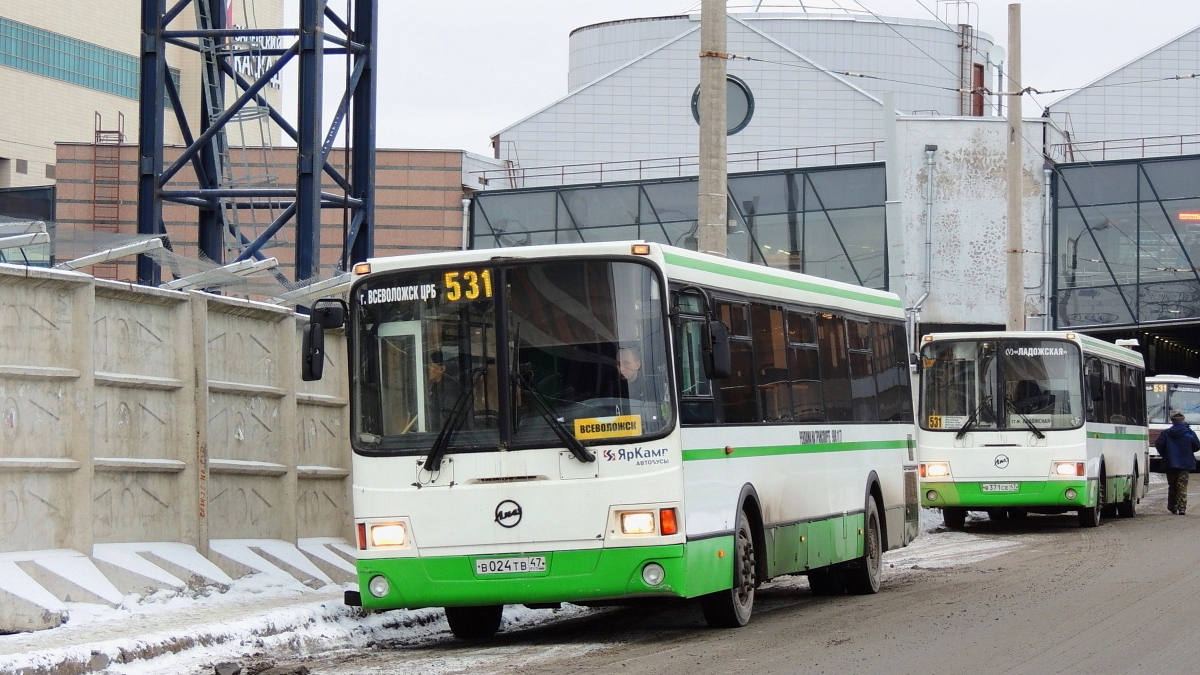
{"left": 354, "top": 538, "right": 733, "bottom": 611}
{"left": 921, "top": 479, "right": 1094, "bottom": 509}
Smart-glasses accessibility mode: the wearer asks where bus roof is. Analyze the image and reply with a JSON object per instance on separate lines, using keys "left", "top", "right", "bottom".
{"left": 358, "top": 241, "right": 905, "bottom": 320}
{"left": 921, "top": 330, "right": 1146, "bottom": 368}
{"left": 1147, "top": 374, "right": 1200, "bottom": 384}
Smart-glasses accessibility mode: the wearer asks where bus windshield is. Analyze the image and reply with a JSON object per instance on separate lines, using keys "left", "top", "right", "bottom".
{"left": 1147, "top": 381, "right": 1200, "bottom": 424}
{"left": 350, "top": 258, "right": 671, "bottom": 455}
{"left": 919, "top": 338, "right": 1084, "bottom": 432}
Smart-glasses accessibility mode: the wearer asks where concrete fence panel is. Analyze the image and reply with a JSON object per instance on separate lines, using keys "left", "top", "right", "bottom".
{"left": 0, "top": 264, "right": 353, "bottom": 631}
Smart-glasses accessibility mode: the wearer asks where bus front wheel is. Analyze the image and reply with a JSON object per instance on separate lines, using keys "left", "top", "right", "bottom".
{"left": 942, "top": 507, "right": 967, "bottom": 530}
{"left": 701, "top": 509, "right": 756, "bottom": 628}
{"left": 445, "top": 605, "right": 503, "bottom": 639}
{"left": 1078, "top": 470, "right": 1104, "bottom": 528}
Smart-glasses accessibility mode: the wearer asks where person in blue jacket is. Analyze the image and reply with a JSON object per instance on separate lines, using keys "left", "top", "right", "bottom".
{"left": 1155, "top": 411, "right": 1200, "bottom": 515}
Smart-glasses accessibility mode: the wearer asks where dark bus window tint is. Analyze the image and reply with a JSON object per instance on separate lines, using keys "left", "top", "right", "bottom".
{"left": 847, "top": 319, "right": 871, "bottom": 351}
{"left": 850, "top": 351, "right": 878, "bottom": 420}
{"left": 718, "top": 301, "right": 750, "bottom": 337}
{"left": 721, "top": 341, "right": 758, "bottom": 423}
{"left": 818, "top": 313, "right": 853, "bottom": 421}
{"left": 1085, "top": 358, "right": 1103, "bottom": 423}
{"left": 787, "top": 311, "right": 816, "bottom": 344}
{"left": 1104, "top": 362, "right": 1121, "bottom": 423}
{"left": 790, "top": 346, "right": 824, "bottom": 422}
{"left": 874, "top": 322, "right": 913, "bottom": 422}
{"left": 753, "top": 304, "right": 789, "bottom": 421}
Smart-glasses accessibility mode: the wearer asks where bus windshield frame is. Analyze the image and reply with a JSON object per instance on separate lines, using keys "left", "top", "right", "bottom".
{"left": 1147, "top": 380, "right": 1200, "bottom": 425}
{"left": 919, "top": 337, "right": 1085, "bottom": 433}
{"left": 348, "top": 256, "right": 674, "bottom": 457}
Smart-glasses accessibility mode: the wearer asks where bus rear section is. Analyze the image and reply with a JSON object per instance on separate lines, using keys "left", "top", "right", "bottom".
{"left": 916, "top": 332, "right": 1146, "bottom": 528}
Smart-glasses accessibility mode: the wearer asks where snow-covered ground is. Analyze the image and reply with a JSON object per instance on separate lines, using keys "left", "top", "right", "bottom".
{"left": 0, "top": 507, "right": 1036, "bottom": 674}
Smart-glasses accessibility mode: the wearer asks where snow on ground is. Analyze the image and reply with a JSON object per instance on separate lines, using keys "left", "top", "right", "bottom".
{"left": 0, "top": 510, "right": 1023, "bottom": 675}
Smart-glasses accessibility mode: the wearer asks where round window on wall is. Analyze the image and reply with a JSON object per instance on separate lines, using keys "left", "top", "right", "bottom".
{"left": 691, "top": 75, "right": 755, "bottom": 135}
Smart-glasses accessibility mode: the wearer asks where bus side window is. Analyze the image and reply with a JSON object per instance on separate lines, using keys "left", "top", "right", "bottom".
{"left": 674, "top": 292, "right": 715, "bottom": 424}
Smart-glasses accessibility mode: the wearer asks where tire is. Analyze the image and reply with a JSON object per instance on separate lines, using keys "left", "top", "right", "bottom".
{"left": 807, "top": 566, "right": 845, "bottom": 596}
{"left": 842, "top": 497, "right": 883, "bottom": 595}
{"left": 1117, "top": 467, "right": 1138, "bottom": 518}
{"left": 942, "top": 507, "right": 967, "bottom": 530}
{"left": 1078, "top": 469, "right": 1104, "bottom": 528}
{"left": 445, "top": 605, "right": 503, "bottom": 639}
{"left": 701, "top": 509, "right": 757, "bottom": 628}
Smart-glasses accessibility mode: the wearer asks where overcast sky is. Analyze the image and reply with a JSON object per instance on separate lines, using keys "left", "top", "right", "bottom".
{"left": 290, "top": 1, "right": 1200, "bottom": 157}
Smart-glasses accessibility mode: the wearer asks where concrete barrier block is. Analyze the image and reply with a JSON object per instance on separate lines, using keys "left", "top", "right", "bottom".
{"left": 14, "top": 550, "right": 123, "bottom": 607}
{"left": 0, "top": 561, "right": 66, "bottom": 632}
{"left": 209, "top": 539, "right": 331, "bottom": 589}
{"left": 91, "top": 543, "right": 187, "bottom": 594}
{"left": 297, "top": 538, "right": 356, "bottom": 584}
{"left": 132, "top": 542, "right": 233, "bottom": 592}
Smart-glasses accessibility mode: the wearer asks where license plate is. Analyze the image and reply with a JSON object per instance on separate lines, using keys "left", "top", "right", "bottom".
{"left": 474, "top": 556, "right": 547, "bottom": 575}
{"left": 981, "top": 483, "right": 1019, "bottom": 493}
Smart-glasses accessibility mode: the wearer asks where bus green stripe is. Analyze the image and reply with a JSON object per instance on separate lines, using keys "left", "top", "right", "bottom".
{"left": 1079, "top": 334, "right": 1145, "bottom": 365}
{"left": 663, "top": 252, "right": 903, "bottom": 309}
{"left": 1088, "top": 431, "right": 1149, "bottom": 441}
{"left": 683, "top": 439, "right": 910, "bottom": 462}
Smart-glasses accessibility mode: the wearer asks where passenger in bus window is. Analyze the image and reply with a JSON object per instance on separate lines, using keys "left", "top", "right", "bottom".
{"left": 1156, "top": 411, "right": 1200, "bottom": 515}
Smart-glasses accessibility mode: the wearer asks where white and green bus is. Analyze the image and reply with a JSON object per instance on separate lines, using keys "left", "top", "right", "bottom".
{"left": 1146, "top": 374, "right": 1200, "bottom": 467}
{"left": 917, "top": 331, "right": 1148, "bottom": 529}
{"left": 303, "top": 241, "right": 919, "bottom": 638}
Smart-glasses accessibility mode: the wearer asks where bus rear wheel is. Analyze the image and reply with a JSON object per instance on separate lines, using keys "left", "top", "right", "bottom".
{"left": 701, "top": 509, "right": 756, "bottom": 627}
{"left": 445, "top": 605, "right": 503, "bottom": 639}
{"left": 842, "top": 497, "right": 883, "bottom": 595}
{"left": 942, "top": 507, "right": 967, "bottom": 530}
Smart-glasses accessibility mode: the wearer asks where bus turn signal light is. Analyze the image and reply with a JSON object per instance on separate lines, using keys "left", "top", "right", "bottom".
{"left": 660, "top": 508, "right": 678, "bottom": 535}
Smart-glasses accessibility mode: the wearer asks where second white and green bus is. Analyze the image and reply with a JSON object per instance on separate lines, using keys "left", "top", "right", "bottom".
{"left": 305, "top": 241, "right": 920, "bottom": 638}
{"left": 917, "top": 331, "right": 1148, "bottom": 528}
{"left": 1146, "top": 374, "right": 1200, "bottom": 468}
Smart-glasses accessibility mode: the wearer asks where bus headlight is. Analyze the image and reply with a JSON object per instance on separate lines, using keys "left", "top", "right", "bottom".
{"left": 922, "top": 462, "right": 951, "bottom": 478}
{"left": 1053, "top": 461, "right": 1085, "bottom": 477}
{"left": 368, "top": 575, "right": 390, "bottom": 598}
{"left": 621, "top": 511, "right": 656, "bottom": 535}
{"left": 370, "top": 522, "right": 407, "bottom": 548}
{"left": 1065, "top": 488, "right": 1078, "bottom": 501}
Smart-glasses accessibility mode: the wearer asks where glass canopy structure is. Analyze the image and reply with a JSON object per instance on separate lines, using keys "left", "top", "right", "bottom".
{"left": 1055, "top": 155, "right": 1200, "bottom": 329}
{"left": 471, "top": 163, "right": 888, "bottom": 290}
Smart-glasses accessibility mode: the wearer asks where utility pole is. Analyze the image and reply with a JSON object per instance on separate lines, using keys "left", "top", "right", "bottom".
{"left": 697, "top": 0, "right": 727, "bottom": 257}
{"left": 1005, "top": 3, "right": 1024, "bottom": 330}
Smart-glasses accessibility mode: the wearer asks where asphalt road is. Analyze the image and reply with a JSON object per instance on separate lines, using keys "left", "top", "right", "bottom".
{"left": 294, "top": 477, "right": 1198, "bottom": 675}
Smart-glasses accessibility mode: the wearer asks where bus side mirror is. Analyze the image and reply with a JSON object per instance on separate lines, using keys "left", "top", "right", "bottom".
{"left": 301, "top": 323, "right": 325, "bottom": 381}
{"left": 301, "top": 298, "right": 347, "bottom": 382}
{"left": 706, "top": 320, "right": 731, "bottom": 380}
{"left": 311, "top": 299, "right": 346, "bottom": 329}
{"left": 1088, "top": 371, "right": 1104, "bottom": 401}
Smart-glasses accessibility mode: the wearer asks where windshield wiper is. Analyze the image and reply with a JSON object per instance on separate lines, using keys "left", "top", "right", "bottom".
{"left": 1004, "top": 397, "right": 1046, "bottom": 439}
{"left": 423, "top": 367, "right": 484, "bottom": 472}
{"left": 513, "top": 372, "right": 595, "bottom": 464}
{"left": 956, "top": 396, "right": 993, "bottom": 439}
